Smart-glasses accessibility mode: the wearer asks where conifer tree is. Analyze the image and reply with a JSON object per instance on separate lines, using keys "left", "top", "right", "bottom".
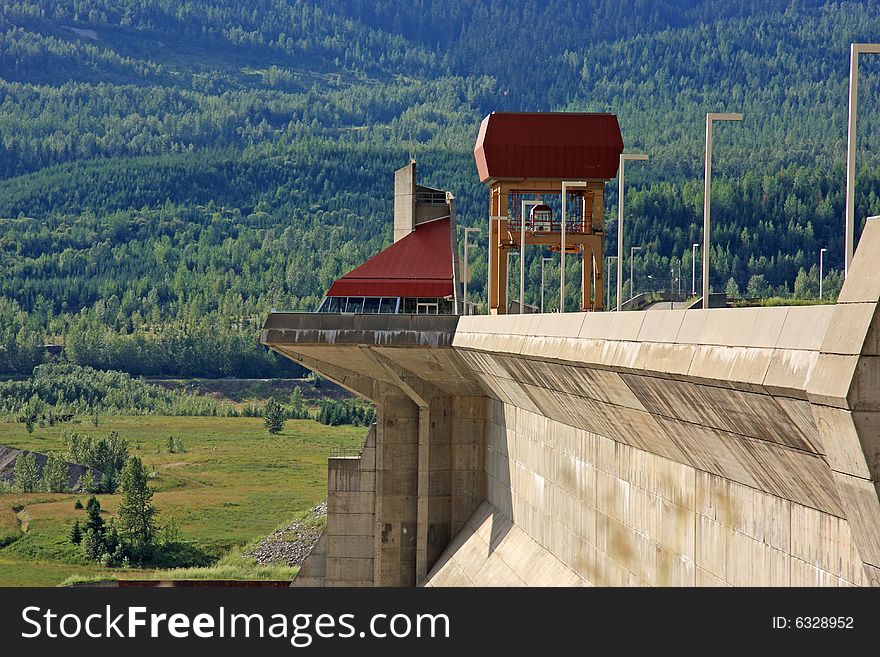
{"left": 117, "top": 457, "right": 156, "bottom": 562}
{"left": 264, "top": 399, "right": 285, "bottom": 435}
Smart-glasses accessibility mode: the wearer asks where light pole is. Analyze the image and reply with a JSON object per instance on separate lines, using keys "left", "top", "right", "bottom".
{"left": 692, "top": 243, "right": 700, "bottom": 296}
{"left": 629, "top": 245, "right": 642, "bottom": 305}
{"left": 703, "top": 112, "right": 744, "bottom": 309}
{"left": 845, "top": 44, "right": 880, "bottom": 277}
{"left": 560, "top": 180, "right": 587, "bottom": 312}
{"left": 541, "top": 256, "right": 553, "bottom": 313}
{"left": 606, "top": 256, "right": 617, "bottom": 310}
{"left": 520, "top": 199, "right": 540, "bottom": 314}
{"left": 462, "top": 226, "right": 480, "bottom": 315}
{"left": 506, "top": 251, "right": 519, "bottom": 313}
{"left": 819, "top": 247, "right": 827, "bottom": 300}
{"left": 617, "top": 153, "right": 649, "bottom": 311}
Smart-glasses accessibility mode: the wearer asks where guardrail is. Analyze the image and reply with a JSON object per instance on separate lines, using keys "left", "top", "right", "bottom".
{"left": 330, "top": 445, "right": 363, "bottom": 458}
{"left": 507, "top": 218, "right": 600, "bottom": 234}
{"left": 415, "top": 191, "right": 447, "bottom": 204}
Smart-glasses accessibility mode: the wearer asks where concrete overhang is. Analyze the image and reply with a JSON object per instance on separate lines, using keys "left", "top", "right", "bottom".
{"left": 260, "top": 313, "right": 483, "bottom": 399}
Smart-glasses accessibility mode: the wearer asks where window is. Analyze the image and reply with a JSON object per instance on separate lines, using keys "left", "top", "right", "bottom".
{"left": 327, "top": 297, "right": 344, "bottom": 313}
{"left": 344, "top": 297, "right": 365, "bottom": 313}
{"left": 363, "top": 298, "right": 381, "bottom": 313}
{"left": 380, "top": 298, "right": 399, "bottom": 314}
{"left": 416, "top": 302, "right": 439, "bottom": 315}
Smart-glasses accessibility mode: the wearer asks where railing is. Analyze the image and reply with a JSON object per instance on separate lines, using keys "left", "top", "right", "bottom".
{"left": 507, "top": 218, "right": 598, "bottom": 234}
{"left": 330, "top": 445, "right": 363, "bottom": 458}
{"left": 415, "top": 191, "right": 447, "bottom": 204}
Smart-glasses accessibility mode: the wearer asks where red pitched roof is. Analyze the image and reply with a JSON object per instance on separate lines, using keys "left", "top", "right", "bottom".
{"left": 327, "top": 217, "right": 454, "bottom": 298}
{"left": 474, "top": 112, "right": 624, "bottom": 182}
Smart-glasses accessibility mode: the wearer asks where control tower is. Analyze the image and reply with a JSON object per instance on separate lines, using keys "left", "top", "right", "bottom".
{"left": 474, "top": 112, "right": 624, "bottom": 314}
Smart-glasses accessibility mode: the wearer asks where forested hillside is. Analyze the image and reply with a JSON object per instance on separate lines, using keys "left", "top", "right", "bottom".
{"left": 2, "top": 0, "right": 880, "bottom": 376}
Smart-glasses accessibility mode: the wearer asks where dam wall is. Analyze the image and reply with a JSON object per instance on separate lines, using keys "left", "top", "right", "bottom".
{"left": 427, "top": 307, "right": 862, "bottom": 586}
{"left": 264, "top": 218, "right": 880, "bottom": 587}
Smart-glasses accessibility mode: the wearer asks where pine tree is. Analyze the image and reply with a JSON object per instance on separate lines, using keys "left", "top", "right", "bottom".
{"left": 724, "top": 277, "right": 741, "bottom": 300}
{"left": 81, "top": 529, "right": 103, "bottom": 561}
{"left": 80, "top": 468, "right": 98, "bottom": 494}
{"left": 70, "top": 520, "right": 82, "bottom": 545}
{"left": 289, "top": 386, "right": 307, "bottom": 419}
{"left": 102, "top": 464, "right": 118, "bottom": 494}
{"left": 85, "top": 496, "right": 105, "bottom": 537}
{"left": 43, "top": 453, "right": 69, "bottom": 493}
{"left": 13, "top": 452, "right": 40, "bottom": 493}
{"left": 264, "top": 398, "right": 285, "bottom": 435}
{"left": 117, "top": 456, "right": 156, "bottom": 562}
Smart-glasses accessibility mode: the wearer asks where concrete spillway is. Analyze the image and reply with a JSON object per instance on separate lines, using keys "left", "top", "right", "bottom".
{"left": 262, "top": 218, "right": 880, "bottom": 587}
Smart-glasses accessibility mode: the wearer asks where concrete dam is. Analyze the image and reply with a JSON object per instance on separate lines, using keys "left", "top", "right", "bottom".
{"left": 261, "top": 217, "right": 880, "bottom": 588}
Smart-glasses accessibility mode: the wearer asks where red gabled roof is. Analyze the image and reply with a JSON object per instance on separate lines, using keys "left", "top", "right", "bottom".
{"left": 474, "top": 112, "right": 624, "bottom": 182}
{"left": 327, "top": 217, "right": 454, "bottom": 298}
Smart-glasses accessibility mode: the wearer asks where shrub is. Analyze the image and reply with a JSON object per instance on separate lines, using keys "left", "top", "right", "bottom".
{"left": 264, "top": 399, "right": 285, "bottom": 435}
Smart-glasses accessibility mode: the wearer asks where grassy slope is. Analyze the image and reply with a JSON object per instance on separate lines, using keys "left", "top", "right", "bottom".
{"left": 0, "top": 415, "right": 365, "bottom": 586}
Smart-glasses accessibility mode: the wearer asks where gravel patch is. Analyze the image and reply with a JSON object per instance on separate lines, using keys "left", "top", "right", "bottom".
{"left": 245, "top": 502, "right": 326, "bottom": 566}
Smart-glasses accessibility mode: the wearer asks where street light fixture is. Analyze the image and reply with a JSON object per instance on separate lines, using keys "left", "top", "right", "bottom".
{"left": 819, "top": 247, "right": 828, "bottom": 301}
{"left": 541, "top": 256, "right": 553, "bottom": 313}
{"left": 845, "top": 44, "right": 880, "bottom": 277}
{"left": 630, "top": 245, "right": 642, "bottom": 304}
{"left": 606, "top": 256, "right": 617, "bottom": 310}
{"left": 506, "top": 251, "right": 519, "bottom": 313}
{"left": 703, "top": 112, "right": 744, "bottom": 309}
{"left": 520, "top": 199, "right": 541, "bottom": 314}
{"left": 617, "top": 153, "right": 649, "bottom": 311}
{"left": 462, "top": 226, "right": 480, "bottom": 315}
{"left": 560, "top": 180, "right": 588, "bottom": 312}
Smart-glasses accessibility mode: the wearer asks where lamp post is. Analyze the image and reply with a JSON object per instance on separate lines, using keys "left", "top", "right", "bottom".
{"left": 629, "top": 245, "right": 642, "bottom": 305}
{"left": 692, "top": 243, "right": 700, "bottom": 296}
{"left": 506, "top": 251, "right": 519, "bottom": 313}
{"left": 520, "top": 199, "right": 540, "bottom": 314}
{"left": 703, "top": 112, "right": 744, "bottom": 309}
{"left": 616, "top": 153, "right": 649, "bottom": 311}
{"left": 606, "top": 256, "right": 617, "bottom": 310}
{"left": 845, "top": 44, "right": 880, "bottom": 277}
{"left": 560, "top": 181, "right": 587, "bottom": 312}
{"left": 819, "top": 247, "right": 828, "bottom": 300}
{"left": 541, "top": 256, "right": 553, "bottom": 313}
{"left": 462, "top": 227, "right": 480, "bottom": 315}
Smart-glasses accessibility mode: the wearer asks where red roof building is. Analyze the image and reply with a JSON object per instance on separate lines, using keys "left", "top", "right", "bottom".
{"left": 319, "top": 161, "right": 460, "bottom": 315}
{"left": 326, "top": 216, "right": 454, "bottom": 299}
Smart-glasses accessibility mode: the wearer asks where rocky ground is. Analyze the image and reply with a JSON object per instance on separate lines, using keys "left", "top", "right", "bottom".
{"left": 245, "top": 501, "right": 326, "bottom": 566}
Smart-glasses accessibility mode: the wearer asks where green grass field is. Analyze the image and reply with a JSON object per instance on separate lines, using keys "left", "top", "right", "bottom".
{"left": 0, "top": 415, "right": 365, "bottom": 586}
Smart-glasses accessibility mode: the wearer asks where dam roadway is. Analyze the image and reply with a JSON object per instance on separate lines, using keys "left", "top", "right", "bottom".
{"left": 261, "top": 218, "right": 880, "bottom": 588}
